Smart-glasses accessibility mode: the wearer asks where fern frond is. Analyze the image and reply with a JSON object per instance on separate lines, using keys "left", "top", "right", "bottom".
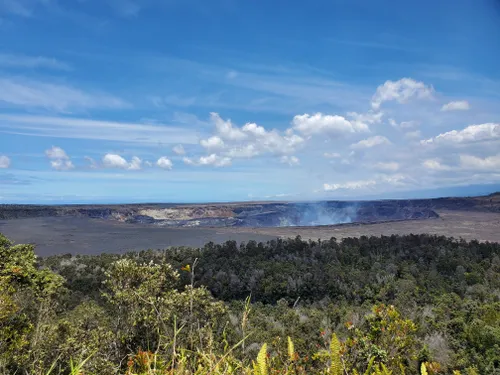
{"left": 329, "top": 333, "right": 341, "bottom": 375}
{"left": 380, "top": 363, "right": 392, "bottom": 375}
{"left": 364, "top": 357, "right": 375, "bottom": 375}
{"left": 287, "top": 336, "right": 295, "bottom": 362}
{"left": 257, "top": 343, "right": 268, "bottom": 375}
{"left": 252, "top": 361, "right": 259, "bottom": 375}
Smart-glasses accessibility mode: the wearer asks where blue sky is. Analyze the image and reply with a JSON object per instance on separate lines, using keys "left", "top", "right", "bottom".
{"left": 1, "top": 0, "right": 500, "bottom": 203}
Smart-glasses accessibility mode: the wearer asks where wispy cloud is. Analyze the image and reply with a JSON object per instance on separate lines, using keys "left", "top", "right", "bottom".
{"left": 327, "top": 37, "right": 417, "bottom": 52}
{"left": 417, "top": 64, "right": 500, "bottom": 98}
{"left": 422, "top": 159, "right": 453, "bottom": 171}
{"left": 421, "top": 123, "right": 500, "bottom": 146}
{"left": 106, "top": 0, "right": 141, "bottom": 17}
{"left": 323, "top": 174, "right": 415, "bottom": 193}
{"left": 0, "top": 0, "right": 38, "bottom": 17}
{"left": 0, "top": 77, "right": 128, "bottom": 112}
{"left": 441, "top": 100, "right": 470, "bottom": 111}
{"left": 225, "top": 71, "right": 369, "bottom": 110}
{"left": 172, "top": 144, "right": 186, "bottom": 155}
{"left": 350, "top": 136, "right": 391, "bottom": 150}
{"left": 143, "top": 55, "right": 372, "bottom": 114}
{"left": 0, "top": 172, "right": 34, "bottom": 185}
{"left": 0, "top": 114, "right": 201, "bottom": 145}
{"left": 155, "top": 94, "right": 197, "bottom": 107}
{"left": 0, "top": 155, "right": 10, "bottom": 168}
{"left": 0, "top": 53, "right": 71, "bottom": 70}
{"left": 280, "top": 155, "right": 300, "bottom": 166}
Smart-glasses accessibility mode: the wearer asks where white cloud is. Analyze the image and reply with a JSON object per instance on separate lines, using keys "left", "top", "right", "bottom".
{"left": 103, "top": 154, "right": 129, "bottom": 169}
{"left": 172, "top": 144, "right": 186, "bottom": 155}
{"left": 350, "top": 135, "right": 391, "bottom": 149}
{"left": 323, "top": 174, "right": 414, "bottom": 192}
{"left": 280, "top": 155, "right": 300, "bottom": 166}
{"left": 156, "top": 156, "right": 173, "bottom": 170}
{"left": 102, "top": 153, "right": 142, "bottom": 170}
{"left": 421, "top": 123, "right": 500, "bottom": 145}
{"left": 198, "top": 154, "right": 232, "bottom": 167}
{"left": 183, "top": 154, "right": 232, "bottom": 167}
{"left": 292, "top": 113, "right": 369, "bottom": 136}
{"left": 0, "top": 155, "right": 10, "bottom": 168}
{"left": 422, "top": 159, "right": 452, "bottom": 171}
{"left": 460, "top": 154, "right": 500, "bottom": 171}
{"left": 226, "top": 144, "right": 260, "bottom": 158}
{"left": 4, "top": 70, "right": 499, "bottom": 198}
{"left": 324, "top": 179, "right": 377, "bottom": 191}
{"left": 50, "top": 159, "right": 75, "bottom": 171}
{"left": 0, "top": 77, "right": 128, "bottom": 112}
{"left": 144, "top": 161, "right": 153, "bottom": 167}
{"left": 0, "top": 114, "right": 199, "bottom": 146}
{"left": 0, "top": 53, "right": 70, "bottom": 70}
{"left": 45, "top": 146, "right": 69, "bottom": 160}
{"left": 200, "top": 136, "right": 225, "bottom": 150}
{"left": 128, "top": 156, "right": 142, "bottom": 170}
{"left": 374, "top": 162, "right": 399, "bottom": 172}
{"left": 45, "top": 146, "right": 74, "bottom": 171}
{"left": 210, "top": 112, "right": 247, "bottom": 141}
{"left": 323, "top": 152, "right": 341, "bottom": 158}
{"left": 242, "top": 122, "right": 267, "bottom": 137}
{"left": 441, "top": 100, "right": 470, "bottom": 111}
{"left": 263, "top": 192, "right": 297, "bottom": 199}
{"left": 198, "top": 113, "right": 305, "bottom": 162}
{"left": 371, "top": 78, "right": 434, "bottom": 109}
{"left": 380, "top": 174, "right": 414, "bottom": 187}
{"left": 347, "top": 111, "right": 384, "bottom": 128}
{"left": 254, "top": 130, "right": 304, "bottom": 155}
{"left": 389, "top": 118, "right": 419, "bottom": 129}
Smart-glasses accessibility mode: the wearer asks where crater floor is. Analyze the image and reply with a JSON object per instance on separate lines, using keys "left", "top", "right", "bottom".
{"left": 0, "top": 210, "right": 499, "bottom": 256}
{"left": 215, "top": 210, "right": 500, "bottom": 244}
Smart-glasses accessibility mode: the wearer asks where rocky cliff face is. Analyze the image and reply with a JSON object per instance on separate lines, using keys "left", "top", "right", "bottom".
{"left": 1, "top": 193, "right": 498, "bottom": 228}
{"left": 0, "top": 205, "right": 134, "bottom": 220}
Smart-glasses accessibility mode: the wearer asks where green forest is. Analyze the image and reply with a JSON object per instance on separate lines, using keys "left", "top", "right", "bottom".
{"left": 1, "top": 232, "right": 499, "bottom": 375}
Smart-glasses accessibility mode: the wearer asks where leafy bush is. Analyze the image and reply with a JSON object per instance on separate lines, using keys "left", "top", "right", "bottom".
{"left": 1, "top": 233, "right": 499, "bottom": 374}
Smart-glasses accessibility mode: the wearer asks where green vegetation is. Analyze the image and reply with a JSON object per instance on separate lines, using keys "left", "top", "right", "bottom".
{"left": 1, "top": 232, "right": 499, "bottom": 374}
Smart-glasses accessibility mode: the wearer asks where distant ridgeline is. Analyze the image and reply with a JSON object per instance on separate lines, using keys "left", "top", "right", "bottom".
{"left": 1, "top": 233, "right": 497, "bottom": 374}
{"left": 1, "top": 192, "right": 499, "bottom": 227}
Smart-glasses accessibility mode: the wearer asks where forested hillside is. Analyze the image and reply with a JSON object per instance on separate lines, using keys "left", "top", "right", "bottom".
{"left": 1, "top": 233, "right": 499, "bottom": 374}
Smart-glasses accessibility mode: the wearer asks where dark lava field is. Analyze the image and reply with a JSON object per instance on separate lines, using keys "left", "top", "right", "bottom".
{"left": 1, "top": 193, "right": 499, "bottom": 256}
